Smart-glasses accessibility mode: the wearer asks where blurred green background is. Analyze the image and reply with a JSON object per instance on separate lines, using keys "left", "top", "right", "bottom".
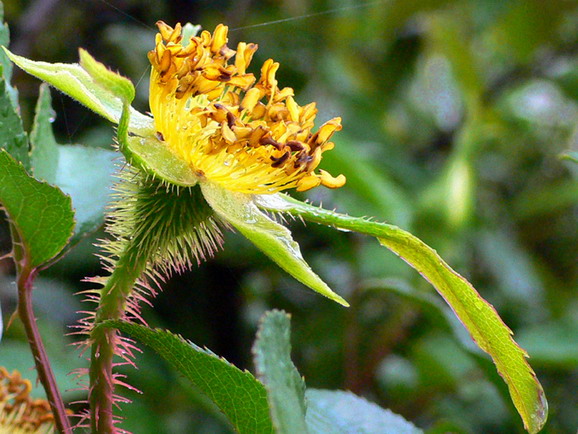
{"left": 2, "top": 0, "right": 578, "bottom": 432}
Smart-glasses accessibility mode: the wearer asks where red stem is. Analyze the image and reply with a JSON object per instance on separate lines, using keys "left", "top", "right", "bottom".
{"left": 17, "top": 264, "right": 72, "bottom": 433}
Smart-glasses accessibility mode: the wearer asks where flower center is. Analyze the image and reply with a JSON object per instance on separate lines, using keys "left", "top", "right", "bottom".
{"left": 147, "top": 21, "right": 346, "bottom": 194}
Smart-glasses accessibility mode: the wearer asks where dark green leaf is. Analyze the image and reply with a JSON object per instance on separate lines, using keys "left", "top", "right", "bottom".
{"left": 253, "top": 310, "right": 308, "bottom": 434}
{"left": 0, "top": 77, "right": 28, "bottom": 170}
{"left": 305, "top": 389, "right": 422, "bottom": 434}
{"left": 30, "top": 84, "right": 116, "bottom": 242}
{"left": 98, "top": 320, "right": 274, "bottom": 434}
{"left": 0, "top": 150, "right": 74, "bottom": 268}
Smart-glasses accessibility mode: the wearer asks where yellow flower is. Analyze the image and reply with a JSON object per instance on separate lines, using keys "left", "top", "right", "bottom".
{"left": 147, "top": 21, "right": 346, "bottom": 194}
{"left": 0, "top": 368, "right": 54, "bottom": 434}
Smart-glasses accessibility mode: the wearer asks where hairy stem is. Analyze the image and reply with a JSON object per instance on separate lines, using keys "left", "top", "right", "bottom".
{"left": 89, "top": 241, "right": 147, "bottom": 433}
{"left": 17, "top": 264, "right": 72, "bottom": 433}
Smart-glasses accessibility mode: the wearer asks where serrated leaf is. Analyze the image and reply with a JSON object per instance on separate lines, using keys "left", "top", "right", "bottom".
{"left": 97, "top": 320, "right": 274, "bottom": 434}
{"left": 253, "top": 310, "right": 308, "bottom": 434}
{"left": 3, "top": 48, "right": 153, "bottom": 136}
{"left": 257, "top": 194, "right": 548, "bottom": 434}
{"left": 30, "top": 84, "right": 116, "bottom": 243}
{"left": 0, "top": 77, "right": 29, "bottom": 170}
{"left": 305, "top": 389, "right": 422, "bottom": 434}
{"left": 201, "top": 183, "right": 348, "bottom": 306}
{"left": 0, "top": 150, "right": 74, "bottom": 268}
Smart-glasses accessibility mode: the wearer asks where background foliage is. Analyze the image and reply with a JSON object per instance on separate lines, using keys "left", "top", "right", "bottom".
{"left": 2, "top": 0, "right": 577, "bottom": 432}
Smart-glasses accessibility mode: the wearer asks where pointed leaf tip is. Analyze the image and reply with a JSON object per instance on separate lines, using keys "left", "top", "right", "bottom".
{"left": 79, "top": 48, "right": 135, "bottom": 103}
{"left": 258, "top": 193, "right": 547, "bottom": 433}
{"left": 4, "top": 46, "right": 153, "bottom": 135}
{"left": 201, "top": 184, "right": 349, "bottom": 306}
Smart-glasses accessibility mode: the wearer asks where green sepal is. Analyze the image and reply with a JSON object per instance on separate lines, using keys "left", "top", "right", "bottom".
{"left": 3, "top": 47, "right": 153, "bottom": 136}
{"left": 201, "top": 183, "right": 348, "bottom": 306}
{"left": 0, "top": 149, "right": 75, "bottom": 268}
{"left": 257, "top": 193, "right": 547, "bottom": 434}
{"left": 122, "top": 134, "right": 199, "bottom": 187}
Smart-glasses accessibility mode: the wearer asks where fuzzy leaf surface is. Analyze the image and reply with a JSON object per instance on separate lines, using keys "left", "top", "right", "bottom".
{"left": 305, "top": 389, "right": 422, "bottom": 434}
{"left": 201, "top": 183, "right": 348, "bottom": 306}
{"left": 98, "top": 320, "right": 274, "bottom": 434}
{"left": 30, "top": 84, "right": 116, "bottom": 243}
{"left": 257, "top": 194, "right": 547, "bottom": 434}
{"left": 253, "top": 310, "right": 308, "bottom": 434}
{"left": 4, "top": 48, "right": 153, "bottom": 135}
{"left": 0, "top": 150, "right": 74, "bottom": 267}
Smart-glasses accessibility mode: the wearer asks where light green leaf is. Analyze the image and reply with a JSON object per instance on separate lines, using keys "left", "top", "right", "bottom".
{"left": 305, "top": 389, "right": 422, "bottom": 434}
{"left": 0, "top": 76, "right": 29, "bottom": 170}
{"left": 257, "top": 194, "right": 547, "bottom": 434}
{"left": 3, "top": 47, "right": 153, "bottom": 136}
{"left": 30, "top": 84, "right": 116, "bottom": 243}
{"left": 0, "top": 150, "right": 74, "bottom": 268}
{"left": 97, "top": 320, "right": 274, "bottom": 434}
{"left": 201, "top": 183, "right": 348, "bottom": 306}
{"left": 79, "top": 48, "right": 135, "bottom": 103}
{"left": 253, "top": 310, "right": 308, "bottom": 434}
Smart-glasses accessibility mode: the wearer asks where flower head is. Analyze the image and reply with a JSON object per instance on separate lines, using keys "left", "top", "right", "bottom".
{"left": 148, "top": 21, "right": 346, "bottom": 194}
{"left": 0, "top": 368, "right": 54, "bottom": 434}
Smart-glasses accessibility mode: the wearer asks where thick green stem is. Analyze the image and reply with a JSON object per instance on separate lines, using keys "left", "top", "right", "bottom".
{"left": 17, "top": 264, "right": 72, "bottom": 433}
{"left": 89, "top": 241, "right": 148, "bottom": 434}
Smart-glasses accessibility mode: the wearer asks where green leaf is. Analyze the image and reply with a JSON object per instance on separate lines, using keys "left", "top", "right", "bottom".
{"left": 97, "top": 320, "right": 274, "bottom": 434}
{"left": 0, "top": 150, "right": 74, "bottom": 268}
{"left": 0, "top": 3, "right": 17, "bottom": 107}
{"left": 305, "top": 389, "right": 422, "bottom": 434}
{"left": 201, "top": 183, "right": 348, "bottom": 306}
{"left": 30, "top": 84, "right": 116, "bottom": 242}
{"left": 257, "top": 194, "right": 548, "bottom": 434}
{"left": 79, "top": 48, "right": 135, "bottom": 103}
{"left": 0, "top": 76, "right": 29, "bottom": 170}
{"left": 253, "top": 310, "right": 308, "bottom": 434}
{"left": 3, "top": 47, "right": 153, "bottom": 136}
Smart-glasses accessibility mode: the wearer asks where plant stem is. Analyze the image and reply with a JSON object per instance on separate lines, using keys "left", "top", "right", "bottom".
{"left": 89, "top": 241, "right": 147, "bottom": 433}
{"left": 17, "top": 264, "right": 72, "bottom": 433}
